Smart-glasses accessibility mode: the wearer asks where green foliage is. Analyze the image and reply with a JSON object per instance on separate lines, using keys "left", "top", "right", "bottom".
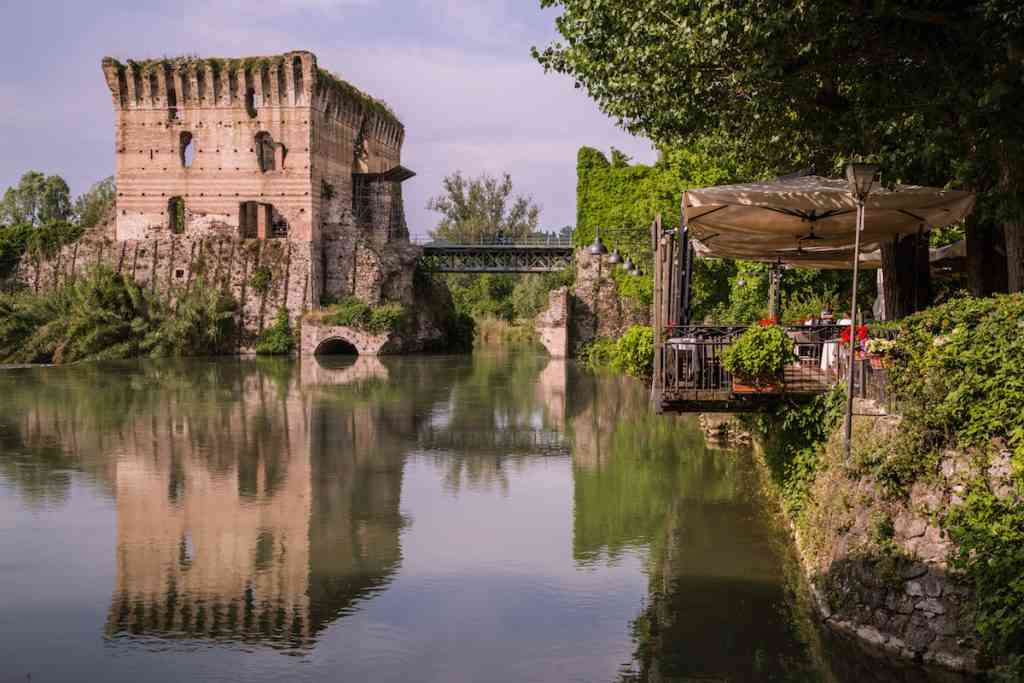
{"left": 255, "top": 307, "right": 296, "bottom": 355}
{"left": 889, "top": 294, "right": 1024, "bottom": 460}
{"left": 614, "top": 325, "right": 654, "bottom": 378}
{"left": 321, "top": 296, "right": 407, "bottom": 334}
{"left": 578, "top": 338, "right": 618, "bottom": 370}
{"left": 878, "top": 293, "right": 1024, "bottom": 666}
{"left": 944, "top": 483, "right": 1024, "bottom": 666}
{"left": 444, "top": 273, "right": 516, "bottom": 321}
{"left": 510, "top": 267, "right": 574, "bottom": 320}
{"left": 428, "top": 171, "right": 539, "bottom": 243}
{"left": 611, "top": 266, "right": 653, "bottom": 308}
{"left": 248, "top": 265, "right": 273, "bottom": 295}
{"left": 73, "top": 176, "right": 115, "bottom": 229}
{"left": 721, "top": 324, "right": 797, "bottom": 385}
{"left": 0, "top": 266, "right": 237, "bottom": 364}
{"left": 0, "top": 171, "right": 72, "bottom": 226}
{"left": 747, "top": 386, "right": 846, "bottom": 518}
{"left": 535, "top": 1, "right": 1024, "bottom": 279}
{"left": 321, "top": 180, "right": 336, "bottom": 201}
{"left": 580, "top": 325, "right": 654, "bottom": 378}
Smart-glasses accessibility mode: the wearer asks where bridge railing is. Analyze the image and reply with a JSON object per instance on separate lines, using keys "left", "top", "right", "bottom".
{"left": 410, "top": 234, "right": 574, "bottom": 247}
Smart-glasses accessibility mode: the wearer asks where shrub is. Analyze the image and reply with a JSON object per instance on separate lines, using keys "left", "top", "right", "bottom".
{"left": 321, "top": 296, "right": 407, "bottom": 335}
{"left": 579, "top": 325, "right": 654, "bottom": 378}
{"left": 0, "top": 266, "right": 237, "bottom": 363}
{"left": 721, "top": 322, "right": 797, "bottom": 386}
{"left": 612, "top": 325, "right": 654, "bottom": 377}
{"left": 255, "top": 307, "right": 296, "bottom": 355}
{"left": 248, "top": 265, "right": 272, "bottom": 295}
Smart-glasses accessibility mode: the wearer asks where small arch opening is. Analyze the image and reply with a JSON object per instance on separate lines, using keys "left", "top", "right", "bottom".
{"left": 180, "top": 131, "right": 194, "bottom": 168}
{"left": 315, "top": 338, "right": 359, "bottom": 356}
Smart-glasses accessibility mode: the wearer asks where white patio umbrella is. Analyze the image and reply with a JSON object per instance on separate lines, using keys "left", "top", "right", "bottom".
{"left": 681, "top": 172, "right": 975, "bottom": 458}
{"left": 683, "top": 175, "right": 975, "bottom": 268}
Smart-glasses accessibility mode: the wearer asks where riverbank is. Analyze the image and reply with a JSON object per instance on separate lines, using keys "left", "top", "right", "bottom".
{"left": 709, "top": 293, "right": 1024, "bottom": 677}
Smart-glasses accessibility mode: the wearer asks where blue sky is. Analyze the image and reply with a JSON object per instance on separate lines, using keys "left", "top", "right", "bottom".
{"left": 0, "top": 0, "right": 655, "bottom": 236}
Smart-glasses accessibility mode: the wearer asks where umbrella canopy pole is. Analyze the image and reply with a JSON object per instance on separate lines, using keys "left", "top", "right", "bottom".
{"left": 844, "top": 199, "right": 865, "bottom": 457}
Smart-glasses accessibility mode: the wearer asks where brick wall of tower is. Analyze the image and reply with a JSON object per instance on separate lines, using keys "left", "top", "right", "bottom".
{"left": 102, "top": 52, "right": 317, "bottom": 243}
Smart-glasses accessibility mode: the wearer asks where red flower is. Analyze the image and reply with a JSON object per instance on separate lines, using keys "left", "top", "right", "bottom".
{"left": 841, "top": 325, "right": 869, "bottom": 344}
{"left": 758, "top": 317, "right": 778, "bottom": 327}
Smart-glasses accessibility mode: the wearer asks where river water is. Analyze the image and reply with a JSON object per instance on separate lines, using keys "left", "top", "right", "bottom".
{"left": 0, "top": 351, "right": 964, "bottom": 682}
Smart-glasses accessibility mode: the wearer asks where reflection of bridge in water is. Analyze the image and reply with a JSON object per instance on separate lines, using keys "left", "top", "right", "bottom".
{"left": 416, "top": 427, "right": 568, "bottom": 454}
{"left": 415, "top": 236, "right": 574, "bottom": 273}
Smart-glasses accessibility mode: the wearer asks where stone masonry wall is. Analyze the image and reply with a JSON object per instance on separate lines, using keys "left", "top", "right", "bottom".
{"left": 571, "top": 249, "right": 648, "bottom": 349}
{"left": 16, "top": 231, "right": 315, "bottom": 351}
{"left": 535, "top": 287, "right": 570, "bottom": 358}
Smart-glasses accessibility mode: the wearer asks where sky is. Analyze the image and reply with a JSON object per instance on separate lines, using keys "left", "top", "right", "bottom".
{"left": 0, "top": 0, "right": 655, "bottom": 237}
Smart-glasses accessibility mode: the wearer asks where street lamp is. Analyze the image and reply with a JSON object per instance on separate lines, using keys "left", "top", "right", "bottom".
{"left": 588, "top": 227, "right": 608, "bottom": 255}
{"left": 843, "top": 161, "right": 878, "bottom": 459}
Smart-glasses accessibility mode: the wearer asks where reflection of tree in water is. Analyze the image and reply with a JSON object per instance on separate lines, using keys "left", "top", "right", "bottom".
{"left": 570, "top": 372, "right": 968, "bottom": 682}
{"left": 417, "top": 351, "right": 567, "bottom": 495}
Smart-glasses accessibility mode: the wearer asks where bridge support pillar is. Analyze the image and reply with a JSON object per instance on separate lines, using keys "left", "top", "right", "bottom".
{"left": 535, "top": 287, "right": 570, "bottom": 358}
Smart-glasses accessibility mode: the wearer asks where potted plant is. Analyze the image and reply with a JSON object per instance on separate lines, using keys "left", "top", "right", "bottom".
{"left": 721, "top": 320, "right": 797, "bottom": 394}
{"left": 841, "top": 324, "right": 870, "bottom": 360}
{"left": 864, "top": 337, "right": 897, "bottom": 369}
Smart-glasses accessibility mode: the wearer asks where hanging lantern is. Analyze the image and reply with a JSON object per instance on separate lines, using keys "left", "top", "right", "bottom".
{"left": 622, "top": 257, "right": 635, "bottom": 271}
{"left": 588, "top": 227, "right": 608, "bottom": 255}
{"left": 608, "top": 248, "right": 622, "bottom": 264}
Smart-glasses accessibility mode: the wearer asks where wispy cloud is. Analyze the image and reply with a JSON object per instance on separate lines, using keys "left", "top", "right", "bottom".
{"left": 0, "top": 0, "right": 654, "bottom": 233}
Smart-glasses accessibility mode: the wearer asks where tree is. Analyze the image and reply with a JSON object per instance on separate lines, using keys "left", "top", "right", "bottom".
{"left": 0, "top": 171, "right": 72, "bottom": 226}
{"left": 427, "top": 171, "right": 540, "bottom": 243}
{"left": 534, "top": 1, "right": 1024, "bottom": 291}
{"left": 73, "top": 176, "right": 116, "bottom": 229}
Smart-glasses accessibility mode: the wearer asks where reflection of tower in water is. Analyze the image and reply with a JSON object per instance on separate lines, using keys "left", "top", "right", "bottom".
{"left": 104, "top": 362, "right": 406, "bottom": 649}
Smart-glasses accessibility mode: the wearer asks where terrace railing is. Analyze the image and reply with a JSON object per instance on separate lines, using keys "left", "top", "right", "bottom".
{"left": 655, "top": 324, "right": 896, "bottom": 412}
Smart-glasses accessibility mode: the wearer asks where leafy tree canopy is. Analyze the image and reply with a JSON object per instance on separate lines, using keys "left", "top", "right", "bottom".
{"left": 535, "top": 1, "right": 1024, "bottom": 288}
{"left": 428, "top": 171, "right": 540, "bottom": 243}
{"left": 73, "top": 176, "right": 116, "bottom": 229}
{"left": 0, "top": 171, "right": 73, "bottom": 226}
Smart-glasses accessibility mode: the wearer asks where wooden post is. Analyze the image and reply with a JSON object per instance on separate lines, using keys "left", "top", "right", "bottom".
{"left": 652, "top": 215, "right": 664, "bottom": 403}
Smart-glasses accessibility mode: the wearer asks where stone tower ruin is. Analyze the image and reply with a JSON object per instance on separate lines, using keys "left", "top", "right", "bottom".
{"left": 92, "top": 50, "right": 418, "bottom": 325}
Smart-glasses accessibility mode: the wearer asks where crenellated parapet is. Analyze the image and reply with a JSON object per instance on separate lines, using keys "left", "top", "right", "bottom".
{"left": 312, "top": 69, "right": 405, "bottom": 151}
{"left": 101, "top": 51, "right": 318, "bottom": 113}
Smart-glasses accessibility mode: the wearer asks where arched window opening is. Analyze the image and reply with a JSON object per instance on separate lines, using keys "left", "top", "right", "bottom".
{"left": 196, "top": 68, "right": 206, "bottom": 102}
{"left": 292, "top": 57, "right": 304, "bottom": 103}
{"left": 315, "top": 338, "right": 358, "bottom": 356}
{"left": 180, "top": 132, "right": 194, "bottom": 168}
{"left": 255, "top": 132, "right": 275, "bottom": 172}
{"left": 245, "top": 88, "right": 257, "bottom": 118}
{"left": 168, "top": 197, "right": 185, "bottom": 234}
{"left": 228, "top": 69, "right": 238, "bottom": 104}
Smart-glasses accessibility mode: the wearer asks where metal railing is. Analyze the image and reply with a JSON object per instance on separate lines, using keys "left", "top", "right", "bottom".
{"left": 410, "top": 234, "right": 574, "bottom": 247}
{"left": 659, "top": 325, "right": 846, "bottom": 403}
{"left": 657, "top": 323, "right": 897, "bottom": 411}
